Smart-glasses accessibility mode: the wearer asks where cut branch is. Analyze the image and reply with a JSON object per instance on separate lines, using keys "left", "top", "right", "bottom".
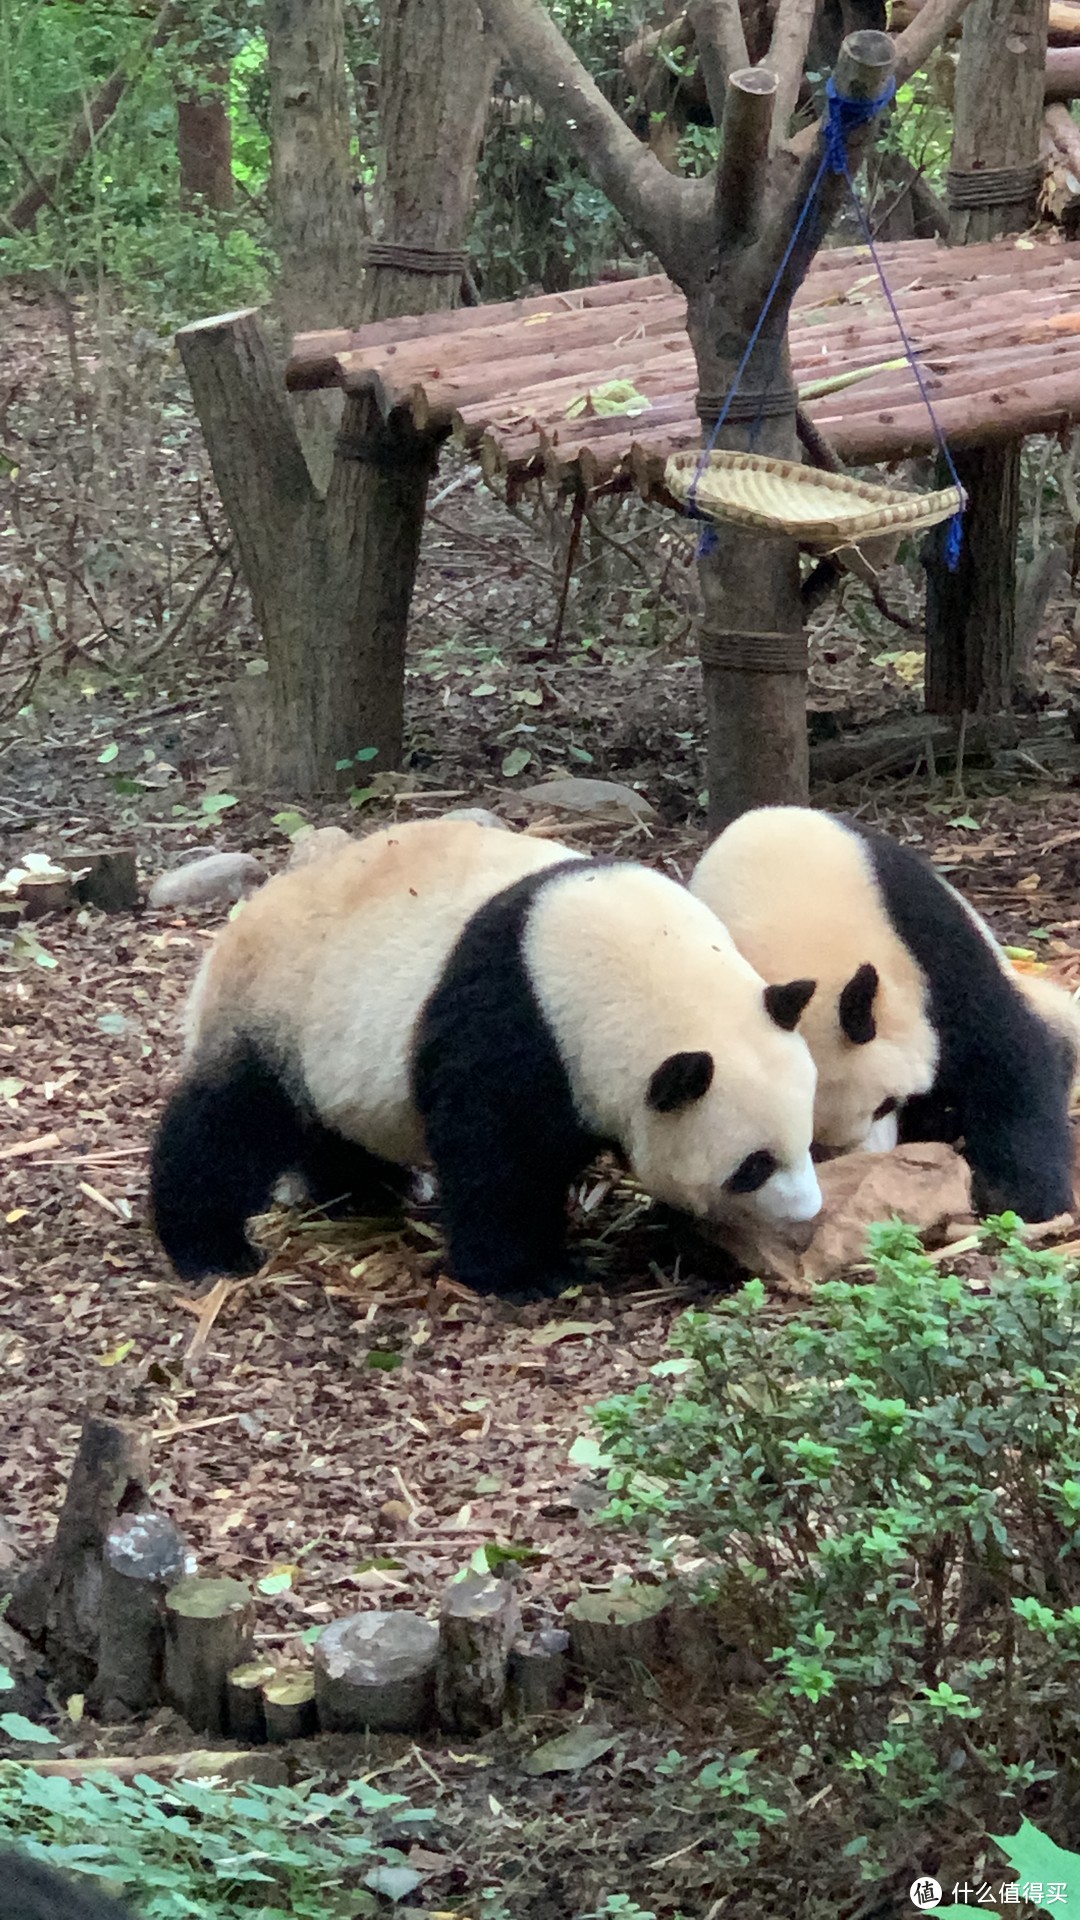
{"left": 718, "top": 68, "right": 778, "bottom": 244}
{"left": 784, "top": 0, "right": 976, "bottom": 159}
{"left": 755, "top": 28, "right": 896, "bottom": 316}
{"left": 686, "top": 0, "right": 749, "bottom": 119}
{"left": 766, "top": 0, "right": 820, "bottom": 148}
{"left": 477, "top": 0, "right": 707, "bottom": 271}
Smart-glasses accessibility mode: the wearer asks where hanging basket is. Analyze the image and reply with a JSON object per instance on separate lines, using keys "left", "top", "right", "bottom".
{"left": 665, "top": 449, "right": 965, "bottom": 551}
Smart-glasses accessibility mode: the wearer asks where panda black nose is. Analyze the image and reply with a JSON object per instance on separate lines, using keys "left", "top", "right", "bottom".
{"left": 811, "top": 1141, "right": 839, "bottom": 1164}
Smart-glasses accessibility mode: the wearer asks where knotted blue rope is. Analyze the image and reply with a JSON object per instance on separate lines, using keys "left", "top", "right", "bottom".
{"left": 691, "top": 70, "right": 966, "bottom": 571}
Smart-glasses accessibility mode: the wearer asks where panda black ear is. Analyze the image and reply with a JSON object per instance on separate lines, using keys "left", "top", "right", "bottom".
{"left": 838, "top": 962, "right": 879, "bottom": 1045}
{"left": 764, "top": 979, "right": 816, "bottom": 1032}
{"left": 647, "top": 1050, "right": 715, "bottom": 1113}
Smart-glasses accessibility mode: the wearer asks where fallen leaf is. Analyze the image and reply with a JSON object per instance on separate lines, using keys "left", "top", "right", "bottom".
{"left": 364, "top": 1864, "right": 424, "bottom": 1900}
{"left": 524, "top": 1727, "right": 617, "bottom": 1776}
{"left": 529, "top": 1320, "right": 611, "bottom": 1347}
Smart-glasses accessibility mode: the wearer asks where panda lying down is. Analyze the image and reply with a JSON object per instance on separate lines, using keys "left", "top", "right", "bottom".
{"left": 151, "top": 820, "right": 822, "bottom": 1301}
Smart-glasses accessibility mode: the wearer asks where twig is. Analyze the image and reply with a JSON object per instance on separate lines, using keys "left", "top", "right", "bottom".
{"left": 686, "top": 0, "right": 748, "bottom": 118}
{"left": 551, "top": 492, "right": 586, "bottom": 653}
{"left": 129, "top": 543, "right": 235, "bottom": 671}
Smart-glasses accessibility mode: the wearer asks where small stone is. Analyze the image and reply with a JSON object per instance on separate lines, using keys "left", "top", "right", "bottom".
{"left": 440, "top": 807, "right": 507, "bottom": 830}
{"left": 517, "top": 777, "right": 656, "bottom": 823}
{"left": 148, "top": 852, "right": 265, "bottom": 910}
{"left": 286, "top": 825, "right": 352, "bottom": 870}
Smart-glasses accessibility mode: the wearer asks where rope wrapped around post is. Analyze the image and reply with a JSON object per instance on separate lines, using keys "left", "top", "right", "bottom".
{"left": 946, "top": 162, "right": 1042, "bottom": 209}
{"left": 699, "top": 626, "right": 808, "bottom": 673}
{"left": 363, "top": 240, "right": 469, "bottom": 275}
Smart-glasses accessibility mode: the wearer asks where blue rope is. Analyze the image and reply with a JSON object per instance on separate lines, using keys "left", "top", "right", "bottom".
{"left": 693, "top": 70, "right": 966, "bottom": 570}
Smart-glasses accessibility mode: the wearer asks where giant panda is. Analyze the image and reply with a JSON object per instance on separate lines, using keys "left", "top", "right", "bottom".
{"left": 150, "top": 819, "right": 823, "bottom": 1301}
{"left": 3, "top": 1852, "right": 136, "bottom": 1920}
{"left": 690, "top": 805, "right": 1080, "bottom": 1222}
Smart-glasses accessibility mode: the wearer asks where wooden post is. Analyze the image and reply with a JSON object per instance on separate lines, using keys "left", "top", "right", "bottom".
{"left": 696, "top": 32, "right": 896, "bottom": 829}
{"left": 177, "top": 309, "right": 442, "bottom": 793}
{"left": 924, "top": 0, "right": 1049, "bottom": 715}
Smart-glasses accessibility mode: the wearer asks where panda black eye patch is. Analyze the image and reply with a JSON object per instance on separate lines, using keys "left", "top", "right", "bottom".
{"left": 873, "top": 1097, "right": 898, "bottom": 1120}
{"left": 726, "top": 1148, "right": 779, "bottom": 1194}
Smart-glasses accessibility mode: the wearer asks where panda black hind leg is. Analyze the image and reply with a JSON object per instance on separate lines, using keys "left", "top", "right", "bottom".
{"left": 298, "top": 1121, "right": 410, "bottom": 1219}
{"left": 414, "top": 870, "right": 598, "bottom": 1303}
{"left": 150, "top": 1038, "right": 305, "bottom": 1282}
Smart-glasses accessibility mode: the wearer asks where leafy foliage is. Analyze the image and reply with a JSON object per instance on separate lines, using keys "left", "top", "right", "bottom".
{"left": 594, "top": 1218, "right": 1080, "bottom": 1887}
{"left": 0, "top": 1761, "right": 434, "bottom": 1917}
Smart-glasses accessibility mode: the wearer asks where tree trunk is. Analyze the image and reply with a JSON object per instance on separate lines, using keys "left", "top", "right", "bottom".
{"left": 177, "top": 311, "right": 442, "bottom": 793}
{"left": 363, "top": 0, "right": 499, "bottom": 323}
{"left": 924, "top": 0, "right": 1049, "bottom": 715}
{"left": 266, "top": 0, "right": 364, "bottom": 343}
{"left": 177, "top": 62, "right": 233, "bottom": 210}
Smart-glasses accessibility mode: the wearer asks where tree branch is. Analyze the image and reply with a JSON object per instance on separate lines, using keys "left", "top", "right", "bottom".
{"left": 782, "top": 0, "right": 976, "bottom": 159}
{"left": 766, "top": 0, "right": 820, "bottom": 151}
{"left": 718, "top": 68, "right": 777, "bottom": 245}
{"left": 893, "top": 0, "right": 977, "bottom": 84}
{"left": 749, "top": 30, "right": 896, "bottom": 321}
{"left": 478, "top": 0, "right": 707, "bottom": 272}
{"left": 686, "top": 0, "right": 748, "bottom": 121}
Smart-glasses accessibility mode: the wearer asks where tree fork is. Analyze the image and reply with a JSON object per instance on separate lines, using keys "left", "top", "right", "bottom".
{"left": 177, "top": 308, "right": 441, "bottom": 792}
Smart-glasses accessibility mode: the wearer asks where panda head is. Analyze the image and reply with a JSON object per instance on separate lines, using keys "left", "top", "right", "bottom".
{"left": 810, "top": 960, "right": 936, "bottom": 1158}
{"left": 626, "top": 975, "right": 823, "bottom": 1240}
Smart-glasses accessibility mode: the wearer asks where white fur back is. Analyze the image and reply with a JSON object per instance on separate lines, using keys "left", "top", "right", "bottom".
{"left": 188, "top": 821, "right": 580, "bottom": 1165}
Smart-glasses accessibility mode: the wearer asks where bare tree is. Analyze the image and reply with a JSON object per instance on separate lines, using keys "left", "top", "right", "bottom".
{"left": 478, "top": 0, "right": 975, "bottom": 823}
{"left": 180, "top": 0, "right": 496, "bottom": 793}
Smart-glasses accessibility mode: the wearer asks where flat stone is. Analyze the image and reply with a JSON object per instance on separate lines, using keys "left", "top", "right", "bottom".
{"left": 148, "top": 852, "right": 265, "bottom": 910}
{"left": 517, "top": 777, "right": 656, "bottom": 822}
{"left": 439, "top": 807, "right": 507, "bottom": 830}
{"left": 286, "top": 825, "right": 352, "bottom": 870}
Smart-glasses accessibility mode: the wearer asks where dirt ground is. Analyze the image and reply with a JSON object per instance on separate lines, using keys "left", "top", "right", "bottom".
{"left": 7, "top": 280, "right": 1080, "bottom": 1914}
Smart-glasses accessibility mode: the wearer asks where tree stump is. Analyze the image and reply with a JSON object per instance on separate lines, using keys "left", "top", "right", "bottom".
{"left": 70, "top": 850, "right": 140, "bottom": 914}
{"left": 94, "top": 1511, "right": 192, "bottom": 1716}
{"left": 436, "top": 1571, "right": 520, "bottom": 1734}
{"left": 508, "top": 1626, "right": 570, "bottom": 1717}
{"left": 567, "top": 1584, "right": 673, "bottom": 1688}
{"left": 8, "top": 1416, "right": 151, "bottom": 1691}
{"left": 313, "top": 1610, "right": 438, "bottom": 1732}
{"left": 164, "top": 1576, "right": 256, "bottom": 1735}
{"left": 226, "top": 1659, "right": 277, "bottom": 1743}
{"left": 263, "top": 1667, "right": 318, "bottom": 1742}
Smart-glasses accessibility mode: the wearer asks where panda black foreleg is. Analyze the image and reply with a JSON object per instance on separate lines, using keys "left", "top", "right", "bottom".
{"left": 418, "top": 1038, "right": 587, "bottom": 1300}
{"left": 150, "top": 1039, "right": 304, "bottom": 1282}
{"left": 298, "top": 1122, "right": 410, "bottom": 1219}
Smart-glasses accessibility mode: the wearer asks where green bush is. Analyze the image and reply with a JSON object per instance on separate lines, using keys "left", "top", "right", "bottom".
{"left": 594, "top": 1218, "right": 1080, "bottom": 1886}
{"left": 0, "top": 1761, "right": 433, "bottom": 1916}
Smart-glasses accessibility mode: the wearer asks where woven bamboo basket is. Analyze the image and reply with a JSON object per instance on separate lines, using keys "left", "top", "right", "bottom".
{"left": 665, "top": 448, "right": 964, "bottom": 548}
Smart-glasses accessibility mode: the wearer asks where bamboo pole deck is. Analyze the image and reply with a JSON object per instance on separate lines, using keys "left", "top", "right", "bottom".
{"left": 286, "top": 236, "right": 1080, "bottom": 500}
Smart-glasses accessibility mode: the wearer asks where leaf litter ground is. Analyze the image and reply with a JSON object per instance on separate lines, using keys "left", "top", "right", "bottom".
{"left": 7, "top": 283, "right": 1080, "bottom": 1914}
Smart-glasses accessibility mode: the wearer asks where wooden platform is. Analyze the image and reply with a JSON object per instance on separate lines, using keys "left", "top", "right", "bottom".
{"left": 287, "top": 237, "right": 1080, "bottom": 499}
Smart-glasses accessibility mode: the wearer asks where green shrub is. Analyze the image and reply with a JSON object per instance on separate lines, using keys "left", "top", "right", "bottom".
{"left": 0, "top": 1761, "right": 433, "bottom": 1916}
{"left": 594, "top": 1218, "right": 1080, "bottom": 1885}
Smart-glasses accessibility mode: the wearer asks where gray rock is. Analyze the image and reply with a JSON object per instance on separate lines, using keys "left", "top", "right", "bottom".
{"left": 286, "top": 825, "right": 352, "bottom": 870}
{"left": 148, "top": 851, "right": 265, "bottom": 910}
{"left": 517, "top": 777, "right": 656, "bottom": 823}
{"left": 440, "top": 807, "right": 508, "bottom": 831}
